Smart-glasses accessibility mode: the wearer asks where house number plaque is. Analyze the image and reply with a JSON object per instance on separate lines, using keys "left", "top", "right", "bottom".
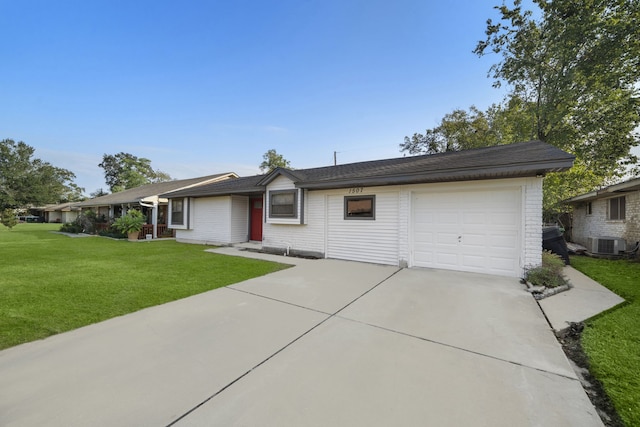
{"left": 348, "top": 187, "right": 364, "bottom": 194}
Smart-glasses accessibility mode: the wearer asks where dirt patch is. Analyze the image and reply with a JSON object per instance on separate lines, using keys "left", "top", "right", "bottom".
{"left": 556, "top": 323, "right": 624, "bottom": 427}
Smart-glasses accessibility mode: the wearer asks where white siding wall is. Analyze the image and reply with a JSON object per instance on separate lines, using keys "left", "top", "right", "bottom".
{"left": 262, "top": 191, "right": 325, "bottom": 255}
{"left": 62, "top": 211, "right": 78, "bottom": 223}
{"left": 265, "top": 176, "right": 303, "bottom": 225}
{"left": 48, "top": 212, "right": 62, "bottom": 223}
{"left": 326, "top": 189, "right": 399, "bottom": 265}
{"left": 398, "top": 190, "right": 411, "bottom": 267}
{"left": 230, "top": 196, "right": 249, "bottom": 243}
{"left": 175, "top": 196, "right": 232, "bottom": 244}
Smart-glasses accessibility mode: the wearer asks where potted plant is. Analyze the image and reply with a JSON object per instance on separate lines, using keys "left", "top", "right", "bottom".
{"left": 113, "top": 209, "right": 146, "bottom": 241}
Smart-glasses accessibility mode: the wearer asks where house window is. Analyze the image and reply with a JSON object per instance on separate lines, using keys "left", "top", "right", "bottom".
{"left": 344, "top": 195, "right": 375, "bottom": 220}
{"left": 608, "top": 196, "right": 626, "bottom": 220}
{"left": 269, "top": 190, "right": 297, "bottom": 218}
{"left": 586, "top": 202, "right": 592, "bottom": 215}
{"left": 170, "top": 199, "right": 184, "bottom": 225}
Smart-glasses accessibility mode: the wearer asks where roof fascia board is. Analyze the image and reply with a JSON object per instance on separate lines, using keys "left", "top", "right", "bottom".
{"left": 172, "top": 188, "right": 265, "bottom": 198}
{"left": 256, "top": 168, "right": 299, "bottom": 186}
{"left": 566, "top": 177, "right": 640, "bottom": 203}
{"left": 297, "top": 160, "right": 573, "bottom": 190}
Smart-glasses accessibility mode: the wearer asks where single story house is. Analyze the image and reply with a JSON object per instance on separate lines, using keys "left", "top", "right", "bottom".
{"left": 164, "top": 141, "right": 574, "bottom": 277}
{"left": 164, "top": 141, "right": 573, "bottom": 277}
{"left": 565, "top": 177, "right": 640, "bottom": 254}
{"left": 44, "top": 202, "right": 81, "bottom": 223}
{"left": 76, "top": 173, "right": 237, "bottom": 238}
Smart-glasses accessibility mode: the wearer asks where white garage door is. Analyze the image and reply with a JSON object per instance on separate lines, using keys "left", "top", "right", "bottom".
{"left": 411, "top": 188, "right": 521, "bottom": 277}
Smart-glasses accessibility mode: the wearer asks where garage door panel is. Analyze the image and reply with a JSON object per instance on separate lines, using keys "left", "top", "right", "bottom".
{"left": 491, "top": 233, "right": 519, "bottom": 250}
{"left": 436, "top": 253, "right": 458, "bottom": 266}
{"left": 463, "top": 212, "right": 486, "bottom": 225}
{"left": 461, "top": 254, "right": 486, "bottom": 268}
{"left": 463, "top": 233, "right": 487, "bottom": 247}
{"left": 414, "top": 233, "right": 434, "bottom": 245}
{"left": 436, "top": 212, "right": 459, "bottom": 225}
{"left": 412, "top": 188, "right": 521, "bottom": 277}
{"left": 491, "top": 212, "right": 519, "bottom": 226}
{"left": 436, "top": 232, "right": 459, "bottom": 245}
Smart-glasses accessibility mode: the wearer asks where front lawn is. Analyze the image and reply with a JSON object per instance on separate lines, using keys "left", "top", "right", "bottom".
{"left": 0, "top": 223, "right": 289, "bottom": 350}
{"left": 571, "top": 256, "right": 640, "bottom": 427}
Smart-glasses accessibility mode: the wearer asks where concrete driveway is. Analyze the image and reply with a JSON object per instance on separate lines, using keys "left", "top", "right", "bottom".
{"left": 0, "top": 256, "right": 602, "bottom": 427}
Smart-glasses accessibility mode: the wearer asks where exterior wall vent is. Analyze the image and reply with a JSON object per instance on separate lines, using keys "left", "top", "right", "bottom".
{"left": 587, "top": 237, "right": 627, "bottom": 254}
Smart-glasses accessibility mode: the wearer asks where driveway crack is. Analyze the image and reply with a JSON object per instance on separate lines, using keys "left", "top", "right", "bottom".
{"left": 167, "top": 267, "right": 402, "bottom": 426}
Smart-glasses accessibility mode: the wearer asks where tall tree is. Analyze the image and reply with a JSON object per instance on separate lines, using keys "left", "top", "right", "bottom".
{"left": 0, "top": 139, "right": 83, "bottom": 209}
{"left": 402, "top": 0, "right": 639, "bottom": 217}
{"left": 99, "top": 152, "right": 171, "bottom": 193}
{"left": 400, "top": 104, "right": 535, "bottom": 154}
{"left": 90, "top": 188, "right": 109, "bottom": 198}
{"left": 400, "top": 99, "right": 618, "bottom": 218}
{"left": 473, "top": 0, "right": 640, "bottom": 180}
{"left": 259, "top": 149, "right": 291, "bottom": 173}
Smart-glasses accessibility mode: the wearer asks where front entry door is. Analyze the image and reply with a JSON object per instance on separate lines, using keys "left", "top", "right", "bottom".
{"left": 250, "top": 197, "right": 263, "bottom": 241}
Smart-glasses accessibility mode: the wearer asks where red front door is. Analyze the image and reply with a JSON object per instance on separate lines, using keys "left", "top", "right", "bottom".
{"left": 250, "top": 198, "right": 263, "bottom": 241}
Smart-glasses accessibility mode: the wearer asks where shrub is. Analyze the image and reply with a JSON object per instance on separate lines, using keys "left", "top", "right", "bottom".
{"left": 112, "top": 210, "right": 146, "bottom": 235}
{"left": 1, "top": 209, "right": 18, "bottom": 230}
{"left": 98, "top": 227, "right": 126, "bottom": 239}
{"left": 525, "top": 250, "right": 568, "bottom": 288}
{"left": 59, "top": 214, "right": 94, "bottom": 234}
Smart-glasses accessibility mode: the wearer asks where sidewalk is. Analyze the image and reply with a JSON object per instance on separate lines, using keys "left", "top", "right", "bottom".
{"left": 538, "top": 266, "right": 625, "bottom": 331}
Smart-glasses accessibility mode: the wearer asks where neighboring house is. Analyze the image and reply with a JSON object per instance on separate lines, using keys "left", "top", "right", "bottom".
{"left": 164, "top": 141, "right": 574, "bottom": 278}
{"left": 76, "top": 173, "right": 237, "bottom": 239}
{"left": 44, "top": 202, "right": 81, "bottom": 223}
{"left": 565, "top": 177, "right": 640, "bottom": 254}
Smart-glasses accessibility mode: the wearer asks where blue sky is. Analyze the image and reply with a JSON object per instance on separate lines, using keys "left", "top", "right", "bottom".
{"left": 2, "top": 0, "right": 517, "bottom": 194}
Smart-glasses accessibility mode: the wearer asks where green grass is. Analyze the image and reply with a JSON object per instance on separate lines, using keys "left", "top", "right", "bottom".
{"left": 0, "top": 223, "right": 289, "bottom": 350}
{"left": 570, "top": 256, "right": 640, "bottom": 426}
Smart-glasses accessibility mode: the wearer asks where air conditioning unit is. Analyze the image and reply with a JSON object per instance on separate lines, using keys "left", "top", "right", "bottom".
{"left": 587, "top": 237, "right": 627, "bottom": 254}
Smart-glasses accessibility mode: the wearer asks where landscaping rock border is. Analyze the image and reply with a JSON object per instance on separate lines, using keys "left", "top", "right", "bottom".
{"left": 523, "top": 281, "right": 572, "bottom": 300}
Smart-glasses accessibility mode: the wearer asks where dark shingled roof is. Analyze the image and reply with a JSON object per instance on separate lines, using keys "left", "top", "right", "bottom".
{"left": 164, "top": 141, "right": 574, "bottom": 197}
{"left": 163, "top": 175, "right": 266, "bottom": 198}
{"left": 77, "top": 173, "right": 236, "bottom": 206}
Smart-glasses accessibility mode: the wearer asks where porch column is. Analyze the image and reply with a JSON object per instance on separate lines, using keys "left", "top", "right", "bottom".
{"left": 152, "top": 203, "right": 158, "bottom": 239}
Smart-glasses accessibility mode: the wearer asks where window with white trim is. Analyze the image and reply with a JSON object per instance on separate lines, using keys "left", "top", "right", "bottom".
{"left": 344, "top": 195, "right": 375, "bottom": 220}
{"left": 170, "top": 198, "right": 185, "bottom": 226}
{"left": 269, "top": 190, "right": 297, "bottom": 218}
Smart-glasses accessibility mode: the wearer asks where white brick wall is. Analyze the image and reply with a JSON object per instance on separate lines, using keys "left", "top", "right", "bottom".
{"left": 572, "top": 191, "right": 640, "bottom": 247}
{"left": 524, "top": 177, "right": 543, "bottom": 269}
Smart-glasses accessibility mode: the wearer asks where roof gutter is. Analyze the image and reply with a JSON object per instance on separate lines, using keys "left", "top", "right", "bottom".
{"left": 297, "top": 159, "right": 574, "bottom": 190}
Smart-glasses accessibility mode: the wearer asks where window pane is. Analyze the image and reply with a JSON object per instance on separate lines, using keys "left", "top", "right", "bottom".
{"left": 269, "top": 191, "right": 296, "bottom": 217}
{"left": 345, "top": 196, "right": 375, "bottom": 219}
{"left": 610, "top": 198, "right": 618, "bottom": 219}
{"left": 171, "top": 199, "right": 184, "bottom": 225}
{"left": 272, "top": 193, "right": 294, "bottom": 205}
{"left": 272, "top": 204, "right": 294, "bottom": 215}
{"left": 609, "top": 196, "right": 626, "bottom": 220}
